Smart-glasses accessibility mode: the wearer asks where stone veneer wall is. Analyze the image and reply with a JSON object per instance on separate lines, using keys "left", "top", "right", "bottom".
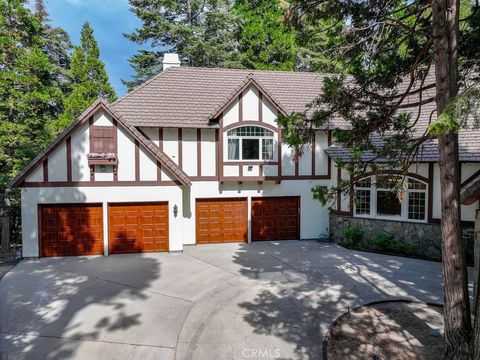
{"left": 330, "top": 213, "right": 474, "bottom": 260}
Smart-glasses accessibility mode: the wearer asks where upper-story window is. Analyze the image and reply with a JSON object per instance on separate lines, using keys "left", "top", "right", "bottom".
{"left": 227, "top": 126, "right": 274, "bottom": 161}
{"left": 354, "top": 175, "right": 427, "bottom": 222}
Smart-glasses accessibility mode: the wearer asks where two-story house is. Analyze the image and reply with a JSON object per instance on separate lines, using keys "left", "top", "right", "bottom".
{"left": 12, "top": 54, "right": 480, "bottom": 258}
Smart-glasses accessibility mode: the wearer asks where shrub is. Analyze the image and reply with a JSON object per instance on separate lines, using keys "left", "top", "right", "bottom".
{"left": 343, "top": 227, "right": 364, "bottom": 248}
{"left": 373, "top": 234, "right": 393, "bottom": 250}
{"left": 391, "top": 241, "right": 415, "bottom": 255}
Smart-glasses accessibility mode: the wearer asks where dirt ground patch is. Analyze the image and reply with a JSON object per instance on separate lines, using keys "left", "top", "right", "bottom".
{"left": 326, "top": 301, "right": 444, "bottom": 360}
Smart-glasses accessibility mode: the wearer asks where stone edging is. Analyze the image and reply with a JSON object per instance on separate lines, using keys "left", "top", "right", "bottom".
{"left": 321, "top": 299, "right": 444, "bottom": 360}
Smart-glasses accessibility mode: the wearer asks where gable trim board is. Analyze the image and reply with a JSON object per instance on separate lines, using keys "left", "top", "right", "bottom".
{"left": 211, "top": 77, "right": 288, "bottom": 121}
{"left": 12, "top": 98, "right": 191, "bottom": 188}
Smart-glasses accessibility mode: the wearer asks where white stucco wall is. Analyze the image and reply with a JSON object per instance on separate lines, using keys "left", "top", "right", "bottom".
{"left": 48, "top": 143, "right": 67, "bottom": 181}
{"left": 117, "top": 127, "right": 136, "bottom": 181}
{"left": 71, "top": 123, "right": 90, "bottom": 181}
{"left": 22, "top": 178, "right": 333, "bottom": 257}
{"left": 200, "top": 129, "right": 216, "bottom": 176}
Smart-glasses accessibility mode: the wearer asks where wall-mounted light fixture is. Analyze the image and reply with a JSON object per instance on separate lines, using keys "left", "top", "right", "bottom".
{"left": 173, "top": 204, "right": 178, "bottom": 218}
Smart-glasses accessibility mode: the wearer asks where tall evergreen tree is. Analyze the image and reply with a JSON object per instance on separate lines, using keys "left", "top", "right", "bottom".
{"left": 233, "top": 0, "right": 297, "bottom": 71}
{"left": 58, "top": 21, "right": 116, "bottom": 129}
{"left": 34, "top": 0, "right": 72, "bottom": 96}
{"left": 0, "top": 0, "right": 62, "bottom": 223}
{"left": 282, "top": 0, "right": 480, "bottom": 357}
{"left": 124, "top": 0, "right": 240, "bottom": 90}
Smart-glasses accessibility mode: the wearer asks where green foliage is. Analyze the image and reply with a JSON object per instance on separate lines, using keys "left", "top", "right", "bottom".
{"left": 58, "top": 21, "right": 116, "bottom": 129}
{"left": 391, "top": 241, "right": 415, "bottom": 255}
{"left": 343, "top": 227, "right": 364, "bottom": 248}
{"left": 372, "top": 233, "right": 415, "bottom": 255}
{"left": 233, "top": 0, "right": 297, "bottom": 70}
{"left": 124, "top": 0, "right": 241, "bottom": 89}
{"left": 372, "top": 234, "right": 393, "bottom": 250}
{"left": 0, "top": 0, "right": 63, "bottom": 217}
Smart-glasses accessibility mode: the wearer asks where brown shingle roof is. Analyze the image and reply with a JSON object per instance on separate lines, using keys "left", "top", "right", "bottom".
{"left": 111, "top": 66, "right": 348, "bottom": 129}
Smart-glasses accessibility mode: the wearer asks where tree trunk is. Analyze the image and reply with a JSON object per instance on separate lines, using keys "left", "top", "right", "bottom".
{"left": 432, "top": 0, "right": 472, "bottom": 358}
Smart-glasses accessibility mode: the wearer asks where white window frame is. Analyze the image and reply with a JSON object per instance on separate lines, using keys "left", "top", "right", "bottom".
{"left": 225, "top": 126, "right": 276, "bottom": 161}
{"left": 353, "top": 175, "right": 428, "bottom": 223}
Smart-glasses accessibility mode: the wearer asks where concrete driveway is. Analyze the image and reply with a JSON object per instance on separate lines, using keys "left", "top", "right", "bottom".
{"left": 0, "top": 241, "right": 457, "bottom": 359}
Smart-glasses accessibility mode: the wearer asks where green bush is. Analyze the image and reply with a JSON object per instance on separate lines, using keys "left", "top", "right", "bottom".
{"left": 343, "top": 227, "right": 364, "bottom": 248}
{"left": 391, "top": 241, "right": 415, "bottom": 255}
{"left": 373, "top": 234, "right": 393, "bottom": 250}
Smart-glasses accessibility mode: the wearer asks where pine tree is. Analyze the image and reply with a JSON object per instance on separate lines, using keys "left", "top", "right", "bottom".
{"left": 124, "top": 0, "right": 240, "bottom": 90}
{"left": 0, "top": 0, "right": 62, "bottom": 220}
{"left": 233, "top": 0, "right": 297, "bottom": 71}
{"left": 282, "top": 0, "right": 480, "bottom": 357}
{"left": 59, "top": 21, "right": 116, "bottom": 129}
{"left": 34, "top": 0, "right": 72, "bottom": 97}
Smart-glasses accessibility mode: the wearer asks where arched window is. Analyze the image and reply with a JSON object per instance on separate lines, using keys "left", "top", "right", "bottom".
{"left": 226, "top": 126, "right": 274, "bottom": 161}
{"left": 354, "top": 175, "right": 427, "bottom": 222}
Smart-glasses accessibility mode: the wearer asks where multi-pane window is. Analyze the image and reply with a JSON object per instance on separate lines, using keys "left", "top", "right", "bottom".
{"left": 355, "top": 177, "right": 371, "bottom": 215}
{"left": 354, "top": 175, "right": 427, "bottom": 222}
{"left": 227, "top": 126, "right": 275, "bottom": 161}
{"left": 407, "top": 179, "right": 427, "bottom": 220}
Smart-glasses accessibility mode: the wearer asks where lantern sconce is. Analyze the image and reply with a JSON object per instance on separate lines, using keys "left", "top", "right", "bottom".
{"left": 173, "top": 204, "right": 178, "bottom": 218}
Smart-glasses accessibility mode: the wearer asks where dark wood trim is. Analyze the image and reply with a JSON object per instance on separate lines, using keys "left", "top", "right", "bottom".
{"left": 259, "top": 164, "right": 263, "bottom": 177}
{"left": 221, "top": 176, "right": 281, "bottom": 182}
{"left": 90, "top": 165, "right": 95, "bottom": 182}
{"left": 281, "top": 175, "right": 331, "bottom": 180}
{"left": 239, "top": 165, "right": 243, "bottom": 177}
{"left": 13, "top": 103, "right": 107, "bottom": 187}
{"left": 43, "top": 159, "right": 48, "bottom": 182}
{"left": 24, "top": 180, "right": 180, "bottom": 188}
{"left": 239, "top": 93, "right": 243, "bottom": 122}
{"left": 211, "top": 78, "right": 288, "bottom": 120}
{"left": 336, "top": 167, "right": 341, "bottom": 211}
{"left": 222, "top": 121, "right": 278, "bottom": 133}
{"left": 223, "top": 161, "right": 278, "bottom": 166}
{"left": 178, "top": 128, "right": 183, "bottom": 170}
{"left": 66, "top": 137, "right": 72, "bottom": 182}
{"left": 327, "top": 130, "right": 333, "bottom": 146}
{"left": 197, "top": 129, "right": 202, "bottom": 177}
{"left": 258, "top": 92, "right": 263, "bottom": 122}
{"left": 428, "top": 163, "right": 434, "bottom": 223}
{"left": 311, "top": 136, "right": 316, "bottom": 176}
{"left": 158, "top": 128, "right": 164, "bottom": 151}
{"left": 461, "top": 169, "right": 480, "bottom": 187}
{"left": 135, "top": 139, "right": 140, "bottom": 181}
{"left": 189, "top": 176, "right": 218, "bottom": 181}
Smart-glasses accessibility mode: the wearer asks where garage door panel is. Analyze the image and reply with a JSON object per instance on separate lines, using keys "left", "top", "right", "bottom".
{"left": 108, "top": 202, "right": 169, "bottom": 254}
{"left": 252, "top": 197, "right": 300, "bottom": 241}
{"left": 196, "top": 198, "right": 247, "bottom": 244}
{"left": 40, "top": 204, "right": 104, "bottom": 257}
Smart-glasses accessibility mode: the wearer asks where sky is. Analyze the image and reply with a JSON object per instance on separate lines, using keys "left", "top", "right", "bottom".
{"left": 40, "top": 0, "right": 146, "bottom": 96}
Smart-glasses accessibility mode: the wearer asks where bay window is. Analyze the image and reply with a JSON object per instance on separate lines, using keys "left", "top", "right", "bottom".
{"left": 227, "top": 126, "right": 274, "bottom": 161}
{"left": 354, "top": 175, "right": 428, "bottom": 222}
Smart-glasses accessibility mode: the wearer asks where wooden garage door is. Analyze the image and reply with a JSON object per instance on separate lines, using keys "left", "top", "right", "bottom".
{"left": 196, "top": 198, "right": 247, "bottom": 244}
{"left": 108, "top": 202, "right": 169, "bottom": 254}
{"left": 40, "top": 204, "right": 104, "bottom": 257}
{"left": 252, "top": 197, "right": 300, "bottom": 241}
